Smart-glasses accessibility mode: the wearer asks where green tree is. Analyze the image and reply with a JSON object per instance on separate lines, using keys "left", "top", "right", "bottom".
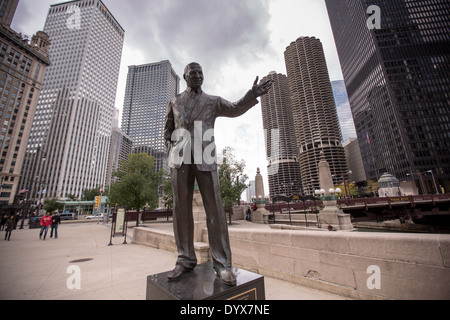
{"left": 109, "top": 153, "right": 162, "bottom": 226}
{"left": 161, "top": 173, "right": 173, "bottom": 209}
{"left": 335, "top": 182, "right": 359, "bottom": 198}
{"left": 66, "top": 194, "right": 78, "bottom": 201}
{"left": 217, "top": 147, "right": 248, "bottom": 213}
{"left": 81, "top": 186, "right": 103, "bottom": 201}
{"left": 43, "top": 198, "right": 64, "bottom": 213}
{"left": 359, "top": 180, "right": 379, "bottom": 197}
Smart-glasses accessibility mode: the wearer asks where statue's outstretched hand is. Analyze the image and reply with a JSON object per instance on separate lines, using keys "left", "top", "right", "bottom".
{"left": 252, "top": 76, "right": 274, "bottom": 98}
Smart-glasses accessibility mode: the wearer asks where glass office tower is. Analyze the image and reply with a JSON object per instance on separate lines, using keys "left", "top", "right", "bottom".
{"left": 325, "top": 0, "right": 450, "bottom": 193}
{"left": 121, "top": 60, "right": 180, "bottom": 173}
{"left": 20, "top": 0, "right": 124, "bottom": 200}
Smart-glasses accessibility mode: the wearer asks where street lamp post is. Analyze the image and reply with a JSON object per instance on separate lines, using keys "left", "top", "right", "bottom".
{"left": 332, "top": 171, "right": 352, "bottom": 199}
{"left": 426, "top": 170, "right": 439, "bottom": 195}
{"left": 20, "top": 147, "right": 46, "bottom": 229}
{"left": 406, "top": 172, "right": 428, "bottom": 195}
{"left": 343, "top": 171, "right": 352, "bottom": 199}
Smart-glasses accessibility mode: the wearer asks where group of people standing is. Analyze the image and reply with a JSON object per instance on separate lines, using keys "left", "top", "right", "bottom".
{"left": 1, "top": 215, "right": 16, "bottom": 241}
{"left": 39, "top": 212, "right": 61, "bottom": 240}
{"left": 0, "top": 211, "right": 60, "bottom": 241}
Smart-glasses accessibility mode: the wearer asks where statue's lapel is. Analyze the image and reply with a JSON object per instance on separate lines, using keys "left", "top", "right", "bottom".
{"left": 177, "top": 91, "right": 190, "bottom": 125}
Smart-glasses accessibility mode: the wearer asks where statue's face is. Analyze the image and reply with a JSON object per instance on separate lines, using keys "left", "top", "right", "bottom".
{"left": 184, "top": 64, "right": 204, "bottom": 89}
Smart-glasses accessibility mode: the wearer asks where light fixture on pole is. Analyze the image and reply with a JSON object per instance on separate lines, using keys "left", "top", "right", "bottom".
{"left": 329, "top": 188, "right": 335, "bottom": 200}
{"left": 335, "top": 188, "right": 342, "bottom": 199}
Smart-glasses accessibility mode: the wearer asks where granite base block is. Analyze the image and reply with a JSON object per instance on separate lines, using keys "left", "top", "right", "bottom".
{"left": 146, "top": 262, "right": 265, "bottom": 300}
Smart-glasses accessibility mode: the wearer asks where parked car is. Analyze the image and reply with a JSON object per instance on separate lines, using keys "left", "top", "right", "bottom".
{"left": 85, "top": 213, "right": 104, "bottom": 220}
{"left": 60, "top": 213, "right": 77, "bottom": 221}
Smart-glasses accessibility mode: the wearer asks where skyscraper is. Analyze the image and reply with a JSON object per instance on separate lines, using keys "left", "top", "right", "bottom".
{"left": 19, "top": 0, "right": 124, "bottom": 200}
{"left": 121, "top": 60, "right": 180, "bottom": 173}
{"left": 0, "top": 0, "right": 19, "bottom": 26}
{"left": 325, "top": 0, "right": 450, "bottom": 193}
{"left": 260, "top": 71, "right": 302, "bottom": 196}
{"left": 284, "top": 36, "right": 348, "bottom": 195}
{"left": 105, "top": 108, "right": 133, "bottom": 188}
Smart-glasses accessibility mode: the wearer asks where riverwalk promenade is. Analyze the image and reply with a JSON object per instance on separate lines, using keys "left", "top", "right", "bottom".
{"left": 0, "top": 221, "right": 348, "bottom": 300}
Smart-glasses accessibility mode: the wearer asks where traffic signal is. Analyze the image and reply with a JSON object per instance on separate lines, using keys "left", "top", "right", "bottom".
{"left": 94, "top": 196, "right": 101, "bottom": 210}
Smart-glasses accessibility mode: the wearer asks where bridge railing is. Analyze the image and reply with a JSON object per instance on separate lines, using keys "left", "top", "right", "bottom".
{"left": 125, "top": 210, "right": 173, "bottom": 222}
{"left": 264, "top": 194, "right": 450, "bottom": 213}
{"left": 337, "top": 194, "right": 450, "bottom": 208}
{"left": 265, "top": 201, "right": 320, "bottom": 214}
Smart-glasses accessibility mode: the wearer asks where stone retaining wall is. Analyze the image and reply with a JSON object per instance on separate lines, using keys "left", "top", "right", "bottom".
{"left": 229, "top": 229, "right": 450, "bottom": 300}
{"left": 133, "top": 226, "right": 450, "bottom": 300}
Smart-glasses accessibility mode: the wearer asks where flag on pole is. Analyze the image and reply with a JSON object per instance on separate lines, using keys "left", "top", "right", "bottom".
{"left": 366, "top": 132, "right": 371, "bottom": 144}
{"left": 19, "top": 188, "right": 29, "bottom": 194}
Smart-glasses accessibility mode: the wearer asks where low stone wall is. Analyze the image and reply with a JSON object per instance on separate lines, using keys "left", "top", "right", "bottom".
{"left": 133, "top": 226, "right": 177, "bottom": 252}
{"left": 229, "top": 228, "right": 450, "bottom": 300}
{"left": 133, "top": 225, "right": 450, "bottom": 300}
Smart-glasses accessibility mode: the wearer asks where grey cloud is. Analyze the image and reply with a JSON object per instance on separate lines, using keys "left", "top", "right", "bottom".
{"left": 11, "top": 0, "right": 50, "bottom": 35}
{"left": 109, "top": 0, "right": 274, "bottom": 87}
{"left": 12, "top": 0, "right": 275, "bottom": 93}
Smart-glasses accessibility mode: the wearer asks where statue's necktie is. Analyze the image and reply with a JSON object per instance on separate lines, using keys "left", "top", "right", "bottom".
{"left": 185, "top": 90, "right": 201, "bottom": 122}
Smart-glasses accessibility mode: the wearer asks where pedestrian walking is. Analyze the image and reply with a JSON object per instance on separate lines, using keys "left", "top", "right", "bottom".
{"left": 39, "top": 212, "right": 52, "bottom": 240}
{"left": 4, "top": 215, "right": 14, "bottom": 241}
{"left": 0, "top": 214, "right": 6, "bottom": 231}
{"left": 14, "top": 212, "right": 20, "bottom": 229}
{"left": 246, "top": 206, "right": 252, "bottom": 221}
{"left": 50, "top": 212, "right": 61, "bottom": 239}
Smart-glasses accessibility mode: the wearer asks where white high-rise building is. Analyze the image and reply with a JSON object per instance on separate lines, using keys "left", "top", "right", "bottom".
{"left": 19, "top": 0, "right": 124, "bottom": 200}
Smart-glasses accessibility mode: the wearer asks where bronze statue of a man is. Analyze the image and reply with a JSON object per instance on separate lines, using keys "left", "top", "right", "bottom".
{"left": 164, "top": 62, "right": 273, "bottom": 286}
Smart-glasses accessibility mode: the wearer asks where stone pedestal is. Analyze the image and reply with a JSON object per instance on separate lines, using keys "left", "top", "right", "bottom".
{"left": 232, "top": 206, "right": 244, "bottom": 220}
{"left": 317, "top": 152, "right": 354, "bottom": 231}
{"left": 252, "top": 168, "right": 270, "bottom": 224}
{"left": 252, "top": 204, "right": 270, "bottom": 224}
{"left": 319, "top": 200, "right": 353, "bottom": 231}
{"left": 146, "top": 262, "right": 265, "bottom": 300}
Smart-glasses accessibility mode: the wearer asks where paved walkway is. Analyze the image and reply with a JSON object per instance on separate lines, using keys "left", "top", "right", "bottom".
{"left": 0, "top": 221, "right": 348, "bottom": 300}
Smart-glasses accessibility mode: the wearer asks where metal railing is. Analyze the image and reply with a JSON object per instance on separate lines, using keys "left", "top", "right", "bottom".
{"left": 125, "top": 210, "right": 173, "bottom": 222}
{"left": 265, "top": 194, "right": 450, "bottom": 213}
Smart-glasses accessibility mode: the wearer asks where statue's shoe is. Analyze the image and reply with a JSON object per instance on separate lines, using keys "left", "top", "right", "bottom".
{"left": 167, "top": 265, "right": 192, "bottom": 280}
{"left": 214, "top": 266, "right": 236, "bottom": 286}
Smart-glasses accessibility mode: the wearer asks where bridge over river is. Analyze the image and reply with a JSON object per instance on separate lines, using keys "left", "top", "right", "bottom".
{"left": 265, "top": 194, "right": 450, "bottom": 232}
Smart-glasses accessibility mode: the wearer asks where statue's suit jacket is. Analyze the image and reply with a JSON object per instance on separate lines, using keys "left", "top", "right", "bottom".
{"left": 164, "top": 88, "right": 259, "bottom": 170}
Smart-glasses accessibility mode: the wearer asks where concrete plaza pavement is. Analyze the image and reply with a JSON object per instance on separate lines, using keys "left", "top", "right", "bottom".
{"left": 0, "top": 220, "right": 349, "bottom": 300}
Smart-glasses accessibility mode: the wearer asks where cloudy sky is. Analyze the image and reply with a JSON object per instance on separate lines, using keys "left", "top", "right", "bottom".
{"left": 12, "top": 0, "right": 346, "bottom": 197}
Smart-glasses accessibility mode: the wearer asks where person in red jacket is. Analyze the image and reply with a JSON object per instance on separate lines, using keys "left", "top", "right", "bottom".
{"left": 39, "top": 212, "right": 52, "bottom": 240}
